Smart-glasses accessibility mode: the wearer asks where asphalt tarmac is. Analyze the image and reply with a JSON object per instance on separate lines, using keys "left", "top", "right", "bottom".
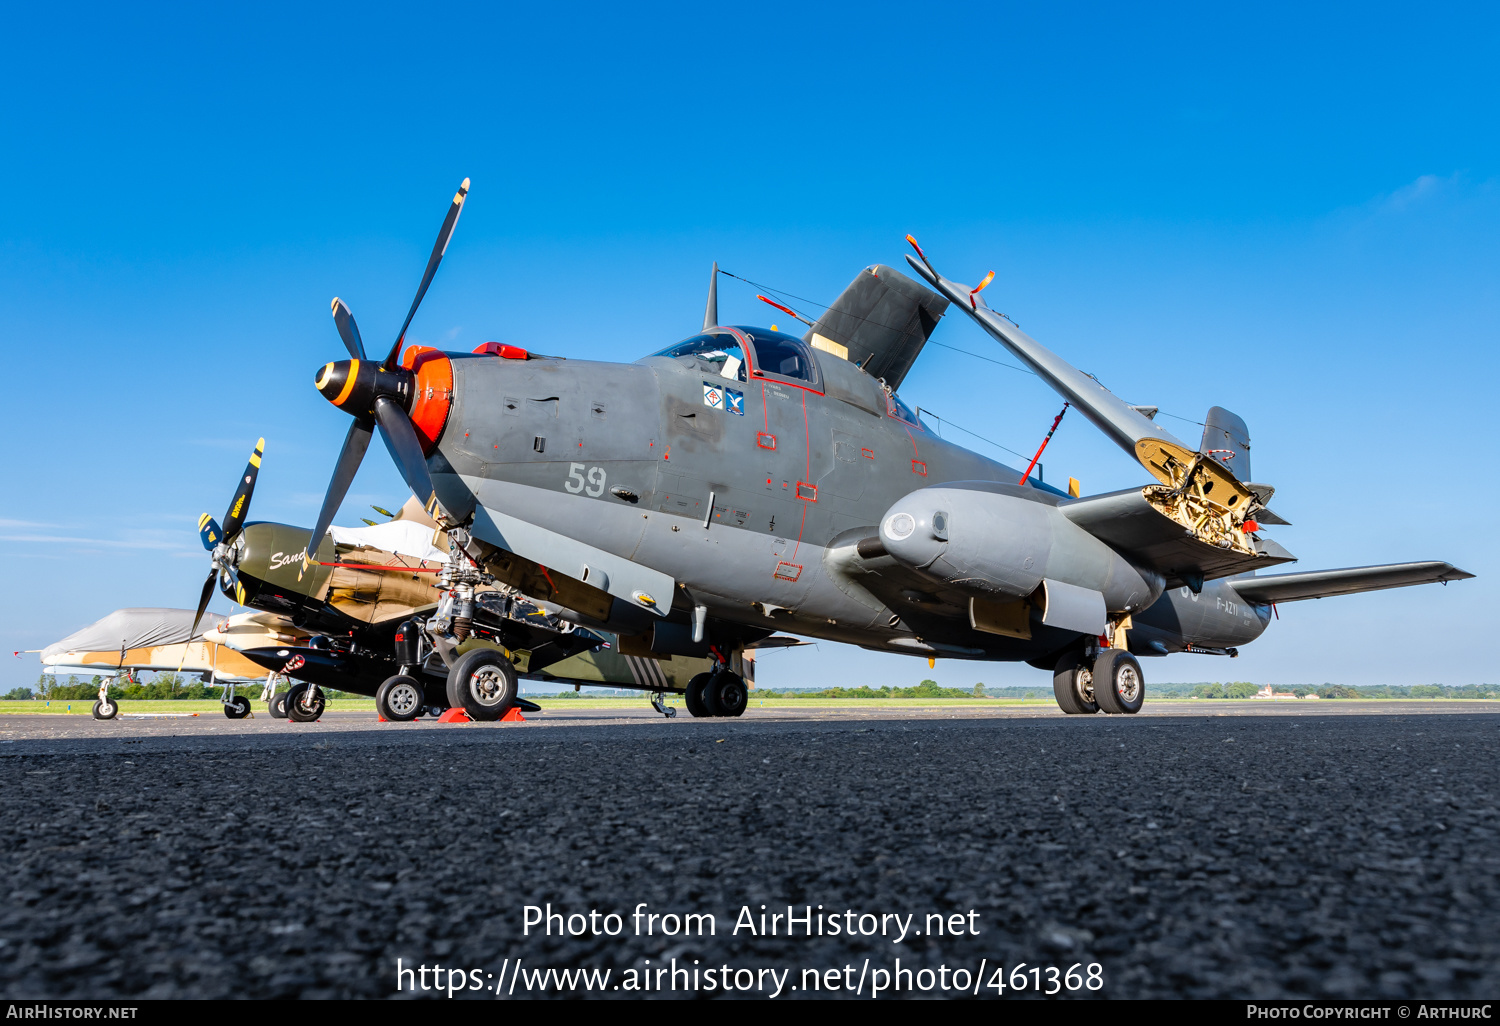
{"left": 2, "top": 703, "right": 1497, "bottom": 1000}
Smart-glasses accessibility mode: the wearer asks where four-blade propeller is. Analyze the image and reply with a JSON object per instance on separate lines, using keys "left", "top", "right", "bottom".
{"left": 192, "top": 437, "right": 263, "bottom": 636}
{"left": 304, "top": 177, "right": 469, "bottom": 570}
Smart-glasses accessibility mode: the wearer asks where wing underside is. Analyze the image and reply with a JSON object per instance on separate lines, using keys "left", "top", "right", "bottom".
{"left": 1227, "top": 562, "right": 1474, "bottom": 604}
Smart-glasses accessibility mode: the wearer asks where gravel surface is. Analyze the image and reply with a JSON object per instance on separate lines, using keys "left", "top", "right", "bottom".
{"left": 1, "top": 710, "right": 1496, "bottom": 999}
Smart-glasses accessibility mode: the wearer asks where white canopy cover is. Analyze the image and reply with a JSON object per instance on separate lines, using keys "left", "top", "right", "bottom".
{"left": 42, "top": 608, "right": 227, "bottom": 662}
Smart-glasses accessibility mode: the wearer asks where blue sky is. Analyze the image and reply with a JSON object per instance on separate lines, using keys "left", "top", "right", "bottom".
{"left": 3, "top": 2, "right": 1496, "bottom": 692}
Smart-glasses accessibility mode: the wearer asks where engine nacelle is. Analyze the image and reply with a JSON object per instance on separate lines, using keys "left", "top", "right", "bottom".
{"left": 878, "top": 483, "right": 1164, "bottom": 628}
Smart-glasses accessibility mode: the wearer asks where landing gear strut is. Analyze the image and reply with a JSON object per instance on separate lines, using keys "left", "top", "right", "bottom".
{"left": 285, "top": 681, "right": 325, "bottom": 722}
{"left": 92, "top": 675, "right": 120, "bottom": 720}
{"left": 649, "top": 691, "right": 677, "bottom": 718}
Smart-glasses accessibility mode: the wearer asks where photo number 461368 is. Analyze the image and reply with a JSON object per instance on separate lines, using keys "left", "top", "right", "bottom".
{"left": 565, "top": 463, "right": 607, "bottom": 497}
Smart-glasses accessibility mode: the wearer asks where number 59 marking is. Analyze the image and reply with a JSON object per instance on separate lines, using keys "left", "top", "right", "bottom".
{"left": 565, "top": 462, "right": 607, "bottom": 497}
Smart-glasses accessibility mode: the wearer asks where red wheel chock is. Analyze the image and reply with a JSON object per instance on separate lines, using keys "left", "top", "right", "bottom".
{"left": 433, "top": 707, "right": 525, "bottom": 724}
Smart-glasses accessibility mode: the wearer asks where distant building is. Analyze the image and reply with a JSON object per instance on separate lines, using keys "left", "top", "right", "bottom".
{"left": 1252, "top": 684, "right": 1313, "bottom": 701}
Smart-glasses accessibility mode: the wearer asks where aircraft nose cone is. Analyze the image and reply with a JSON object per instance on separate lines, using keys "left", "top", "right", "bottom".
{"left": 314, "top": 359, "right": 359, "bottom": 407}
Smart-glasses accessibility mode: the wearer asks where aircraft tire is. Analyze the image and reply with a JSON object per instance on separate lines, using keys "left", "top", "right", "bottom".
{"left": 1052, "top": 652, "right": 1099, "bottom": 714}
{"left": 269, "top": 693, "right": 288, "bottom": 719}
{"left": 1092, "top": 650, "right": 1145, "bottom": 714}
{"left": 92, "top": 699, "right": 118, "bottom": 721}
{"left": 286, "top": 682, "right": 325, "bottom": 722}
{"left": 447, "top": 649, "right": 517, "bottom": 722}
{"left": 376, "top": 675, "right": 425, "bottom": 722}
{"left": 708, "top": 672, "right": 747, "bottom": 717}
{"left": 224, "top": 696, "right": 252, "bottom": 719}
{"left": 685, "top": 673, "right": 713, "bottom": 717}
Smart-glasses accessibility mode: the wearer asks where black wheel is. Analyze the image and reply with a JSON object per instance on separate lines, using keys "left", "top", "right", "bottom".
{"left": 376, "top": 674, "right": 425, "bottom": 722}
{"left": 684, "top": 673, "right": 712, "bottom": 718}
{"left": 708, "top": 672, "right": 748, "bottom": 717}
{"left": 1052, "top": 651, "right": 1098, "bottom": 715}
{"left": 446, "top": 649, "right": 518, "bottom": 722}
{"left": 92, "top": 699, "right": 118, "bottom": 721}
{"left": 223, "top": 695, "right": 251, "bottom": 719}
{"left": 1092, "top": 649, "right": 1145, "bottom": 714}
{"left": 269, "top": 692, "right": 287, "bottom": 718}
{"left": 285, "top": 681, "right": 325, "bottom": 722}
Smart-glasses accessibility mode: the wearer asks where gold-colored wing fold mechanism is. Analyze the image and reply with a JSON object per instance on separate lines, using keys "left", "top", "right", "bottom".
{"left": 1134, "top": 438, "right": 1261, "bottom": 555}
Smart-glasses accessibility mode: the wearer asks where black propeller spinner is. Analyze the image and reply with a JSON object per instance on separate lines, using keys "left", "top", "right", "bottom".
{"left": 192, "top": 437, "right": 263, "bottom": 636}
{"left": 305, "top": 177, "right": 469, "bottom": 571}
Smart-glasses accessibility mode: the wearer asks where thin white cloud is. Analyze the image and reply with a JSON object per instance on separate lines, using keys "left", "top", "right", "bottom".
{"left": 1379, "top": 173, "right": 1452, "bottom": 212}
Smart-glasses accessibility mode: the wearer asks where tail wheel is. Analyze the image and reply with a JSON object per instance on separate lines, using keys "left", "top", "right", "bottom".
{"left": 1093, "top": 650, "right": 1145, "bottom": 714}
{"left": 376, "top": 674, "right": 425, "bottom": 722}
{"left": 1052, "top": 652, "right": 1099, "bottom": 714}
{"left": 92, "top": 699, "right": 118, "bottom": 721}
{"left": 684, "top": 673, "right": 713, "bottom": 718}
{"left": 446, "top": 649, "right": 518, "bottom": 722}
{"left": 286, "top": 681, "right": 325, "bottom": 722}
{"left": 224, "top": 696, "right": 251, "bottom": 719}
{"left": 708, "top": 672, "right": 748, "bottom": 717}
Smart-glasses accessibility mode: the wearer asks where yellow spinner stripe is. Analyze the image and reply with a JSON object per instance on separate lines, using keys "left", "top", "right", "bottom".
{"left": 332, "top": 360, "right": 360, "bottom": 406}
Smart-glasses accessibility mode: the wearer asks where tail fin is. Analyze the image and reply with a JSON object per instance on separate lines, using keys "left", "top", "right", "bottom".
{"left": 1201, "top": 406, "right": 1251, "bottom": 481}
{"left": 804, "top": 265, "right": 948, "bottom": 390}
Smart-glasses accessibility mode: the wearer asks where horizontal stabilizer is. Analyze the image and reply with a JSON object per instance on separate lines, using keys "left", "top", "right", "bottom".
{"left": 805, "top": 265, "right": 948, "bottom": 390}
{"left": 1228, "top": 562, "right": 1474, "bottom": 604}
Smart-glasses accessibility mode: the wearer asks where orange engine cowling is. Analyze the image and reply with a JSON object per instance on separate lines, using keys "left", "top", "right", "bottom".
{"left": 400, "top": 346, "right": 454, "bottom": 453}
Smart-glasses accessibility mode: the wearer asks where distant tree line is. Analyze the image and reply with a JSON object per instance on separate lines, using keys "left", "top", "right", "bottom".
{"left": 1189, "top": 682, "right": 1497, "bottom": 699}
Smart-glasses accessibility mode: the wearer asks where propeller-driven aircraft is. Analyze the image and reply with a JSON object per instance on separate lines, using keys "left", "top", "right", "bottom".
{"left": 36, "top": 608, "right": 267, "bottom": 720}
{"left": 294, "top": 179, "right": 1472, "bottom": 719}
{"left": 188, "top": 440, "right": 724, "bottom": 721}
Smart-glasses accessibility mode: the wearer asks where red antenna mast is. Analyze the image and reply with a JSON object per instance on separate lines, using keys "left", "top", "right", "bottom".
{"left": 1018, "top": 403, "right": 1069, "bottom": 487}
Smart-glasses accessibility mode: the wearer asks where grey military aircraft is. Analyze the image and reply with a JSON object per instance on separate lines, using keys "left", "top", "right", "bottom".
{"left": 296, "top": 179, "right": 1472, "bottom": 719}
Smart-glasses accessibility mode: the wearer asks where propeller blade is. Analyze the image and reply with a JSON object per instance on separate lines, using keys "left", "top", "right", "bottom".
{"left": 189, "top": 568, "right": 218, "bottom": 638}
{"left": 198, "top": 513, "right": 223, "bottom": 551}
{"left": 306, "top": 416, "right": 374, "bottom": 566}
{"left": 373, "top": 396, "right": 436, "bottom": 506}
{"left": 382, "top": 177, "right": 470, "bottom": 370}
{"left": 331, "top": 298, "right": 367, "bottom": 361}
{"left": 221, "top": 437, "right": 264, "bottom": 541}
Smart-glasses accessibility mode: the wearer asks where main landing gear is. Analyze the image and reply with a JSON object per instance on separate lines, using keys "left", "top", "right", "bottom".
{"left": 1053, "top": 648, "right": 1145, "bottom": 715}
{"left": 685, "top": 669, "right": 748, "bottom": 718}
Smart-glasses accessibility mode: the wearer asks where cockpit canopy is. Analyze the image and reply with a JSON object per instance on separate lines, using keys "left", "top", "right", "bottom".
{"left": 650, "top": 326, "right": 821, "bottom": 389}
